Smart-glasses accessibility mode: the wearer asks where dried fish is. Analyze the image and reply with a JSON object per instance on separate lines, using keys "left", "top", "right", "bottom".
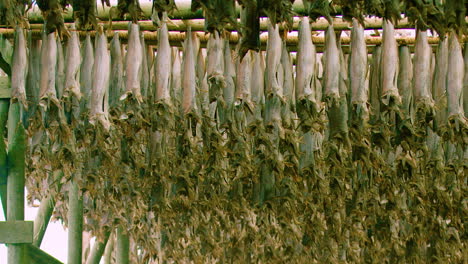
{"left": 206, "top": 31, "right": 225, "bottom": 104}
{"left": 80, "top": 33, "right": 94, "bottom": 103}
{"left": 64, "top": 24, "right": 82, "bottom": 100}
{"left": 250, "top": 51, "right": 264, "bottom": 122}
{"left": 90, "top": 27, "right": 111, "bottom": 131}
{"left": 155, "top": 17, "right": 172, "bottom": 104}
{"left": 123, "top": 23, "right": 143, "bottom": 102}
{"left": 413, "top": 28, "right": 434, "bottom": 122}
{"left": 380, "top": 19, "right": 401, "bottom": 108}
{"left": 369, "top": 45, "right": 382, "bottom": 120}
{"left": 39, "top": 32, "right": 58, "bottom": 105}
{"left": 398, "top": 45, "right": 413, "bottom": 118}
{"left": 235, "top": 51, "right": 252, "bottom": 104}
{"left": 140, "top": 34, "right": 150, "bottom": 98}
{"left": 281, "top": 43, "right": 294, "bottom": 129}
{"left": 223, "top": 39, "right": 236, "bottom": 109}
{"left": 182, "top": 27, "right": 197, "bottom": 115}
{"left": 324, "top": 24, "right": 340, "bottom": 105}
{"left": 171, "top": 47, "right": 182, "bottom": 106}
{"left": 464, "top": 42, "right": 468, "bottom": 117}
{"left": 109, "top": 33, "right": 124, "bottom": 107}
{"left": 432, "top": 37, "right": 448, "bottom": 132}
{"left": 11, "top": 26, "right": 28, "bottom": 108}
{"left": 55, "top": 37, "right": 65, "bottom": 99}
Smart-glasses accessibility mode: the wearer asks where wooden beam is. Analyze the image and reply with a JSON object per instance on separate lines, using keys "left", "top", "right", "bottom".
{"left": 26, "top": 244, "right": 63, "bottom": 264}
{"left": 6, "top": 101, "right": 27, "bottom": 264}
{"left": 0, "top": 221, "right": 33, "bottom": 243}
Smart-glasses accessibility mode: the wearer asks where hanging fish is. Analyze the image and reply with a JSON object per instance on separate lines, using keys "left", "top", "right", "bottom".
{"left": 206, "top": 31, "right": 225, "bottom": 103}
{"left": 446, "top": 32, "right": 467, "bottom": 126}
{"left": 235, "top": 51, "right": 252, "bottom": 104}
{"left": 123, "top": 23, "right": 143, "bottom": 103}
{"left": 39, "top": 32, "right": 58, "bottom": 106}
{"left": 432, "top": 37, "right": 448, "bottom": 132}
{"left": 281, "top": 42, "right": 294, "bottom": 129}
{"left": 324, "top": 24, "right": 340, "bottom": 106}
{"left": 80, "top": 33, "right": 94, "bottom": 104}
{"left": 182, "top": 27, "right": 197, "bottom": 115}
{"left": 55, "top": 37, "right": 65, "bottom": 100}
{"left": 155, "top": 16, "right": 172, "bottom": 105}
{"left": 397, "top": 45, "right": 413, "bottom": 119}
{"left": 413, "top": 28, "right": 434, "bottom": 123}
{"left": 463, "top": 42, "right": 468, "bottom": 117}
{"left": 140, "top": 34, "right": 150, "bottom": 98}
{"left": 11, "top": 26, "right": 28, "bottom": 108}
{"left": 380, "top": 19, "right": 401, "bottom": 109}
{"left": 250, "top": 51, "right": 264, "bottom": 122}
{"left": 64, "top": 24, "right": 81, "bottom": 100}
{"left": 223, "top": 39, "right": 235, "bottom": 109}
{"left": 369, "top": 45, "right": 382, "bottom": 120}
{"left": 171, "top": 47, "right": 182, "bottom": 106}
{"left": 349, "top": 18, "right": 368, "bottom": 126}
{"left": 25, "top": 32, "right": 41, "bottom": 122}
{"left": 90, "top": 27, "right": 111, "bottom": 131}
{"left": 109, "top": 33, "right": 124, "bottom": 107}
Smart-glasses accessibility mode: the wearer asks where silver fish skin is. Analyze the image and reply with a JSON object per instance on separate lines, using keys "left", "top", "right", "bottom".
{"left": 196, "top": 49, "right": 205, "bottom": 83}
{"left": 39, "top": 32, "right": 58, "bottom": 103}
{"left": 236, "top": 51, "right": 252, "bottom": 102}
{"left": 250, "top": 51, "right": 264, "bottom": 105}
{"left": 64, "top": 24, "right": 81, "bottom": 100}
{"left": 140, "top": 35, "right": 150, "bottom": 98}
{"left": 295, "top": 17, "right": 316, "bottom": 103}
{"left": 11, "top": 26, "right": 28, "bottom": 108}
{"left": 171, "top": 47, "right": 182, "bottom": 105}
{"left": 380, "top": 19, "right": 401, "bottom": 106}
{"left": 369, "top": 45, "right": 382, "bottom": 117}
{"left": 432, "top": 38, "right": 448, "bottom": 130}
{"left": 90, "top": 30, "right": 111, "bottom": 131}
{"left": 413, "top": 29, "right": 433, "bottom": 104}
{"left": 265, "top": 22, "right": 283, "bottom": 97}
{"left": 447, "top": 32, "right": 465, "bottom": 117}
{"left": 206, "top": 32, "right": 225, "bottom": 103}
{"left": 125, "top": 23, "right": 143, "bottom": 102}
{"left": 155, "top": 19, "right": 172, "bottom": 103}
{"left": 223, "top": 39, "right": 236, "bottom": 107}
{"left": 350, "top": 19, "right": 368, "bottom": 106}
{"left": 324, "top": 24, "right": 340, "bottom": 103}
{"left": 398, "top": 45, "right": 413, "bottom": 117}
{"left": 109, "top": 33, "right": 124, "bottom": 107}
{"left": 55, "top": 37, "right": 65, "bottom": 99}
{"left": 281, "top": 43, "right": 294, "bottom": 104}
{"left": 26, "top": 34, "right": 41, "bottom": 107}
{"left": 464, "top": 42, "right": 468, "bottom": 116}
{"left": 182, "top": 27, "right": 197, "bottom": 115}
{"left": 80, "top": 33, "right": 94, "bottom": 102}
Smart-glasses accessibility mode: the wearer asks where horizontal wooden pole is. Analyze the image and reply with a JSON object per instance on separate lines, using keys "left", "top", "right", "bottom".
{"left": 0, "top": 220, "right": 33, "bottom": 243}
{"left": 27, "top": 244, "right": 63, "bottom": 264}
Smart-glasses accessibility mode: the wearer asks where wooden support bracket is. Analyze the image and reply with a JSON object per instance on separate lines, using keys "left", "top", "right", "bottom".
{"left": 0, "top": 220, "right": 33, "bottom": 243}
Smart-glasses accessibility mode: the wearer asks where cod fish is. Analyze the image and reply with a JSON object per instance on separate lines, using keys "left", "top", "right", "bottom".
{"left": 109, "top": 33, "right": 124, "bottom": 107}
{"left": 464, "top": 42, "right": 468, "bottom": 117}
{"left": 250, "top": 51, "right": 264, "bottom": 122}
{"left": 223, "top": 39, "right": 236, "bottom": 108}
{"left": 398, "top": 45, "right": 413, "bottom": 118}
{"left": 155, "top": 16, "right": 172, "bottom": 104}
{"left": 369, "top": 45, "right": 382, "bottom": 119}
{"left": 380, "top": 19, "right": 401, "bottom": 108}
{"left": 25, "top": 33, "right": 41, "bottom": 121}
{"left": 281, "top": 42, "right": 294, "bottom": 128}
{"left": 80, "top": 33, "right": 94, "bottom": 103}
{"left": 235, "top": 51, "right": 252, "bottom": 103}
{"left": 11, "top": 26, "right": 28, "bottom": 108}
{"left": 432, "top": 37, "right": 448, "bottom": 131}
{"left": 90, "top": 28, "right": 111, "bottom": 131}
{"left": 124, "top": 22, "right": 143, "bottom": 102}
{"left": 55, "top": 37, "right": 65, "bottom": 99}
{"left": 324, "top": 24, "right": 340, "bottom": 105}
{"left": 64, "top": 24, "right": 81, "bottom": 100}
{"left": 413, "top": 28, "right": 434, "bottom": 119}
{"left": 171, "top": 47, "right": 182, "bottom": 106}
{"left": 206, "top": 31, "right": 225, "bottom": 103}
{"left": 182, "top": 27, "right": 197, "bottom": 115}
{"left": 39, "top": 32, "right": 58, "bottom": 105}
{"left": 349, "top": 18, "right": 368, "bottom": 123}
{"left": 446, "top": 32, "right": 465, "bottom": 118}
{"left": 140, "top": 34, "right": 150, "bottom": 98}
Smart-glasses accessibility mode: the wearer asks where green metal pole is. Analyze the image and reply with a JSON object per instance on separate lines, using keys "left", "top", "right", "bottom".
{"left": 85, "top": 231, "right": 110, "bottom": 264}
{"left": 67, "top": 175, "right": 83, "bottom": 264}
{"left": 103, "top": 232, "right": 115, "bottom": 264}
{"left": 6, "top": 101, "right": 26, "bottom": 264}
{"left": 116, "top": 226, "right": 130, "bottom": 264}
{"left": 0, "top": 99, "right": 9, "bottom": 218}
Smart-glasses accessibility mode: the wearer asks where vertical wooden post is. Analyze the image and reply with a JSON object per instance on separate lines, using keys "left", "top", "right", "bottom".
{"left": 116, "top": 226, "right": 130, "bottom": 264}
{"left": 67, "top": 176, "right": 83, "bottom": 264}
{"left": 6, "top": 101, "right": 26, "bottom": 264}
{"left": 0, "top": 99, "right": 9, "bottom": 217}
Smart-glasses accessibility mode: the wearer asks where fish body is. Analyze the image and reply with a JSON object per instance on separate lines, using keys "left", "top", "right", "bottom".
{"left": 140, "top": 34, "right": 150, "bottom": 98}
{"left": 11, "top": 26, "right": 28, "bottom": 108}
{"left": 90, "top": 29, "right": 111, "bottom": 131}
{"left": 109, "top": 33, "right": 124, "bottom": 107}
{"left": 350, "top": 19, "right": 367, "bottom": 106}
{"left": 413, "top": 29, "right": 433, "bottom": 105}
{"left": 39, "top": 32, "right": 58, "bottom": 104}
{"left": 64, "top": 24, "right": 82, "bottom": 100}
{"left": 55, "top": 37, "right": 65, "bottom": 99}
{"left": 171, "top": 47, "right": 182, "bottom": 106}
{"left": 380, "top": 19, "right": 401, "bottom": 107}
{"left": 464, "top": 42, "right": 468, "bottom": 116}
{"left": 250, "top": 51, "right": 264, "bottom": 121}
{"left": 265, "top": 23, "right": 283, "bottom": 97}
{"left": 235, "top": 51, "right": 252, "bottom": 103}
{"left": 124, "top": 23, "right": 143, "bottom": 102}
{"left": 398, "top": 45, "right": 413, "bottom": 117}
{"left": 223, "top": 40, "right": 236, "bottom": 107}
{"left": 80, "top": 33, "right": 94, "bottom": 103}
{"left": 281, "top": 43, "right": 294, "bottom": 128}
{"left": 369, "top": 45, "right": 382, "bottom": 119}
{"left": 155, "top": 19, "right": 172, "bottom": 104}
{"left": 206, "top": 31, "right": 225, "bottom": 103}
{"left": 324, "top": 24, "right": 340, "bottom": 104}
{"left": 446, "top": 32, "right": 464, "bottom": 118}
{"left": 182, "top": 27, "right": 197, "bottom": 115}
{"left": 295, "top": 17, "right": 316, "bottom": 104}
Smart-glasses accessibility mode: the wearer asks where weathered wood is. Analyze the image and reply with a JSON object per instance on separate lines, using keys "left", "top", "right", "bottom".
{"left": 116, "top": 227, "right": 130, "bottom": 264}
{"left": 6, "top": 101, "right": 26, "bottom": 264}
{"left": 85, "top": 231, "right": 111, "bottom": 264}
{"left": 103, "top": 232, "right": 115, "bottom": 264}
{"left": 26, "top": 244, "right": 63, "bottom": 264}
{"left": 32, "top": 195, "right": 54, "bottom": 247}
{"left": 0, "top": 221, "right": 33, "bottom": 243}
{"left": 67, "top": 179, "right": 83, "bottom": 264}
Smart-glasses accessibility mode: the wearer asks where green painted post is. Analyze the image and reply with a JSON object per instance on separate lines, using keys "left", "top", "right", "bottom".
{"left": 116, "top": 226, "right": 130, "bottom": 264}
{"left": 85, "top": 231, "right": 110, "bottom": 264}
{"left": 6, "top": 101, "right": 26, "bottom": 264}
{"left": 103, "top": 232, "right": 115, "bottom": 264}
{"left": 0, "top": 99, "right": 9, "bottom": 217}
{"left": 67, "top": 176, "right": 83, "bottom": 264}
